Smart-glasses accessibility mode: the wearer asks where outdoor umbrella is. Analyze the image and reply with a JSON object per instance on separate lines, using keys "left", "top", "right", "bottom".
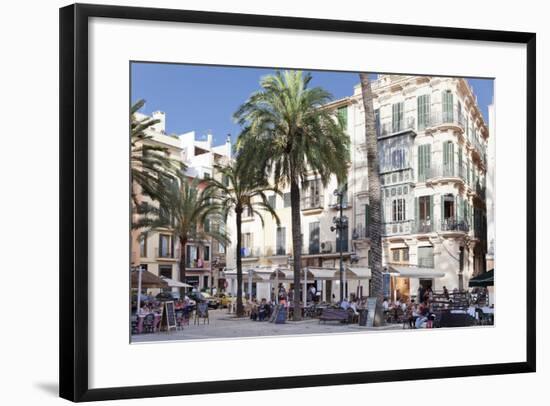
{"left": 468, "top": 269, "right": 494, "bottom": 287}
{"left": 131, "top": 270, "right": 169, "bottom": 289}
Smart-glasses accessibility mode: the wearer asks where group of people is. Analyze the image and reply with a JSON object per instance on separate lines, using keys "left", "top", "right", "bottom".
{"left": 249, "top": 298, "right": 273, "bottom": 321}
{"left": 382, "top": 297, "right": 435, "bottom": 328}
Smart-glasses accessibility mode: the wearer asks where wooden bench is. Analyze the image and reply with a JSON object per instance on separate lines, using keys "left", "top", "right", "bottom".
{"left": 319, "top": 308, "right": 350, "bottom": 324}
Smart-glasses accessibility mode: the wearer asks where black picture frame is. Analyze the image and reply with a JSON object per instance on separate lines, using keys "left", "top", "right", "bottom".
{"left": 59, "top": 3, "right": 536, "bottom": 402}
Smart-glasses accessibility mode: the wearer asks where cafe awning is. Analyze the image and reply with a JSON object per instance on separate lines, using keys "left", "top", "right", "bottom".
{"left": 388, "top": 265, "right": 445, "bottom": 278}
{"left": 345, "top": 267, "right": 372, "bottom": 279}
{"left": 131, "top": 270, "right": 169, "bottom": 289}
{"left": 469, "top": 269, "right": 494, "bottom": 287}
{"left": 159, "top": 277, "right": 193, "bottom": 288}
{"left": 306, "top": 267, "right": 338, "bottom": 279}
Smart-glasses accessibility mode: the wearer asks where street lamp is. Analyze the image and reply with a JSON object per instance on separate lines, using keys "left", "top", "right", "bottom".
{"left": 331, "top": 184, "right": 348, "bottom": 302}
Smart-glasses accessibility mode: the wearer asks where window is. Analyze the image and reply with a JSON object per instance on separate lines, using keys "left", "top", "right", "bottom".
{"left": 337, "top": 105, "right": 348, "bottom": 128}
{"left": 392, "top": 102, "right": 404, "bottom": 133}
{"left": 276, "top": 227, "right": 286, "bottom": 255}
{"left": 139, "top": 233, "right": 147, "bottom": 257}
{"left": 268, "top": 195, "right": 276, "bottom": 209}
{"left": 335, "top": 220, "right": 349, "bottom": 252}
{"left": 303, "top": 179, "right": 322, "bottom": 209}
{"left": 158, "top": 234, "right": 173, "bottom": 258}
{"left": 416, "top": 195, "right": 433, "bottom": 232}
{"left": 204, "top": 218, "right": 210, "bottom": 233}
{"left": 204, "top": 245, "right": 210, "bottom": 261}
{"left": 391, "top": 248, "right": 410, "bottom": 263}
{"left": 417, "top": 94, "right": 431, "bottom": 130}
{"left": 203, "top": 172, "right": 211, "bottom": 179}
{"left": 443, "top": 141, "right": 455, "bottom": 176}
{"left": 186, "top": 245, "right": 198, "bottom": 267}
{"left": 159, "top": 265, "right": 172, "bottom": 292}
{"left": 418, "top": 246, "right": 434, "bottom": 268}
{"left": 309, "top": 222, "right": 320, "bottom": 254}
{"left": 283, "top": 192, "right": 291, "bottom": 208}
{"left": 392, "top": 198, "right": 406, "bottom": 222}
{"left": 241, "top": 233, "right": 253, "bottom": 257}
{"left": 417, "top": 144, "right": 431, "bottom": 181}
{"left": 442, "top": 90, "right": 454, "bottom": 122}
{"left": 364, "top": 204, "right": 370, "bottom": 231}
{"left": 219, "top": 243, "right": 225, "bottom": 254}
{"left": 222, "top": 175, "right": 229, "bottom": 186}
{"left": 391, "top": 149, "right": 405, "bottom": 169}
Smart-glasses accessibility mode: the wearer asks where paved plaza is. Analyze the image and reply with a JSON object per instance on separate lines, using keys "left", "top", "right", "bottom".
{"left": 132, "top": 308, "right": 403, "bottom": 343}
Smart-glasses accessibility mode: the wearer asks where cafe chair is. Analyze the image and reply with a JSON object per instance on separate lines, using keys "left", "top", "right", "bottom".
{"left": 142, "top": 313, "right": 155, "bottom": 333}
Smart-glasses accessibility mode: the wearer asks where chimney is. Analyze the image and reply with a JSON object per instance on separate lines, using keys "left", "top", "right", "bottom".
{"left": 226, "top": 133, "right": 232, "bottom": 159}
{"left": 207, "top": 130, "right": 213, "bottom": 148}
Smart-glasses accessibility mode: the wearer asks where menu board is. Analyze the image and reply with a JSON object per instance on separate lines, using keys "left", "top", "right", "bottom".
{"left": 366, "top": 297, "right": 378, "bottom": 328}
{"left": 163, "top": 301, "right": 177, "bottom": 331}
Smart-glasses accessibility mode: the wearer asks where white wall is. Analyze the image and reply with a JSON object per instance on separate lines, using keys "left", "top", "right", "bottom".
{"left": 1, "top": 1, "right": 545, "bottom": 405}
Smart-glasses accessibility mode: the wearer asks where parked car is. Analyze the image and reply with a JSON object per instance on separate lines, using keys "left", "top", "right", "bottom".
{"left": 214, "top": 293, "right": 233, "bottom": 308}
{"left": 188, "top": 291, "right": 219, "bottom": 309}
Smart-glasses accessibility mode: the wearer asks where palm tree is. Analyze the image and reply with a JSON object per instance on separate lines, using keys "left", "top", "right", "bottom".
{"left": 131, "top": 99, "right": 182, "bottom": 206}
{"left": 234, "top": 70, "right": 350, "bottom": 320}
{"left": 135, "top": 175, "right": 229, "bottom": 294}
{"left": 204, "top": 160, "right": 280, "bottom": 317}
{"left": 359, "top": 73, "right": 383, "bottom": 300}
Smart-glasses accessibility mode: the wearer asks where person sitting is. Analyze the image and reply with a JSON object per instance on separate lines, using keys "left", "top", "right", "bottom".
{"left": 349, "top": 299, "right": 359, "bottom": 315}
{"left": 415, "top": 301, "right": 430, "bottom": 328}
{"left": 258, "top": 298, "right": 269, "bottom": 321}
{"left": 340, "top": 298, "right": 350, "bottom": 310}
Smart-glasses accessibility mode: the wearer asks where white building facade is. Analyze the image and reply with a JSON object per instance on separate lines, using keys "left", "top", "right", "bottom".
{"left": 225, "top": 74, "right": 490, "bottom": 303}
{"left": 131, "top": 110, "right": 232, "bottom": 293}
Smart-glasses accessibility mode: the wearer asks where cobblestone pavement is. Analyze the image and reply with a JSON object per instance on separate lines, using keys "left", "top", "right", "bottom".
{"left": 132, "top": 308, "right": 403, "bottom": 343}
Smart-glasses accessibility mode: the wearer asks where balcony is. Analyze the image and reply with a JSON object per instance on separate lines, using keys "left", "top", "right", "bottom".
{"left": 384, "top": 220, "right": 414, "bottom": 236}
{"left": 301, "top": 195, "right": 323, "bottom": 213}
{"left": 440, "top": 217, "right": 470, "bottom": 233}
{"left": 379, "top": 117, "right": 416, "bottom": 138}
{"left": 420, "top": 163, "right": 468, "bottom": 184}
{"left": 471, "top": 136, "right": 487, "bottom": 165}
{"left": 352, "top": 224, "right": 370, "bottom": 240}
{"left": 185, "top": 259, "right": 211, "bottom": 269}
{"left": 414, "top": 219, "right": 434, "bottom": 234}
{"left": 240, "top": 246, "right": 262, "bottom": 260}
{"left": 425, "top": 108, "right": 465, "bottom": 132}
{"left": 264, "top": 246, "right": 287, "bottom": 257}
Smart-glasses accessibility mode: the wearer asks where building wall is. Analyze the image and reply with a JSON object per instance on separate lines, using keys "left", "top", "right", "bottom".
{"left": 226, "top": 74, "right": 491, "bottom": 301}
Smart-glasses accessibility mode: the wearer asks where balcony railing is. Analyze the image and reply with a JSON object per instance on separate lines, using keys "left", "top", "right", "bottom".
{"left": 472, "top": 136, "right": 487, "bottom": 164}
{"left": 384, "top": 220, "right": 414, "bottom": 236}
{"left": 419, "top": 163, "right": 468, "bottom": 182}
{"left": 301, "top": 195, "right": 323, "bottom": 210}
{"left": 379, "top": 117, "right": 416, "bottom": 137}
{"left": 352, "top": 224, "right": 370, "bottom": 240}
{"left": 240, "top": 246, "right": 262, "bottom": 258}
{"left": 427, "top": 108, "right": 466, "bottom": 131}
{"left": 414, "top": 219, "right": 434, "bottom": 234}
{"left": 440, "top": 218, "right": 470, "bottom": 232}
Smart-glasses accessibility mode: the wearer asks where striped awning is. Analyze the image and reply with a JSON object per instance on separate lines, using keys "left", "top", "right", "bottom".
{"left": 389, "top": 265, "right": 445, "bottom": 278}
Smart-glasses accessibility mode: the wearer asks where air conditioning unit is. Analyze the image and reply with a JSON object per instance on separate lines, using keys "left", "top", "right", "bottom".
{"left": 320, "top": 241, "right": 333, "bottom": 253}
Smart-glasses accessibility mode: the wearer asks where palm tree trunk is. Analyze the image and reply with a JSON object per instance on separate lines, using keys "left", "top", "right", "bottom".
{"left": 290, "top": 177, "right": 302, "bottom": 321}
{"left": 235, "top": 208, "right": 244, "bottom": 317}
{"left": 179, "top": 237, "right": 188, "bottom": 299}
{"left": 360, "top": 73, "right": 384, "bottom": 301}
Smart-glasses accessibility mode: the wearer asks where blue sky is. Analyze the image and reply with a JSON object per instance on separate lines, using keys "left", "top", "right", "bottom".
{"left": 131, "top": 63, "right": 493, "bottom": 147}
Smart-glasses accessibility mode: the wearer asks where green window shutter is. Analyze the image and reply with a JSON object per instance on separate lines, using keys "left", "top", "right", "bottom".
{"left": 443, "top": 90, "right": 453, "bottom": 122}
{"left": 364, "top": 204, "right": 369, "bottom": 229}
{"left": 392, "top": 102, "right": 404, "bottom": 132}
{"left": 458, "top": 146, "right": 463, "bottom": 178}
{"left": 417, "top": 95, "right": 430, "bottom": 130}
{"left": 338, "top": 106, "right": 348, "bottom": 128}
{"left": 418, "top": 145, "right": 424, "bottom": 181}
{"left": 425, "top": 144, "right": 431, "bottom": 178}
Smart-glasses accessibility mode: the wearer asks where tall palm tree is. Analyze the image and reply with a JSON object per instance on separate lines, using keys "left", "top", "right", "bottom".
{"left": 234, "top": 70, "right": 350, "bottom": 320}
{"left": 204, "top": 160, "right": 280, "bottom": 317}
{"left": 359, "top": 73, "right": 383, "bottom": 300}
{"left": 135, "top": 175, "right": 229, "bottom": 293}
{"left": 131, "top": 99, "right": 182, "bottom": 206}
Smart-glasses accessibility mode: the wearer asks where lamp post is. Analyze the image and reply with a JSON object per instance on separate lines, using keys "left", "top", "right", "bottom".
{"left": 136, "top": 265, "right": 144, "bottom": 314}
{"left": 331, "top": 184, "right": 348, "bottom": 302}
